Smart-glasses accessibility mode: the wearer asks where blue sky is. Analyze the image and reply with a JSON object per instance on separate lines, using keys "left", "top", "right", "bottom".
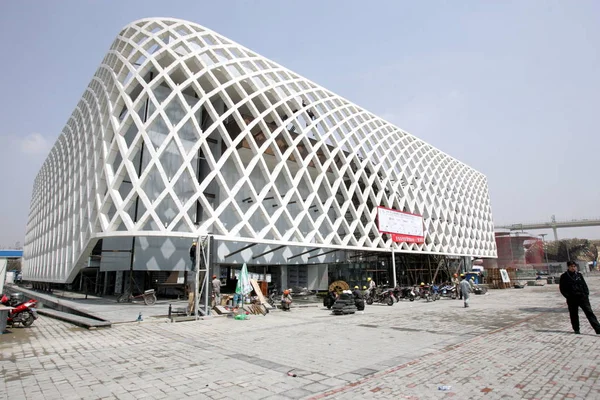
{"left": 1, "top": 1, "right": 599, "bottom": 247}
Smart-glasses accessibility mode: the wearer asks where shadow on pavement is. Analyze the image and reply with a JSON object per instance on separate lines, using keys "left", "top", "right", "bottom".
{"left": 519, "top": 307, "right": 567, "bottom": 314}
{"left": 535, "top": 329, "right": 599, "bottom": 337}
{"left": 533, "top": 329, "right": 571, "bottom": 334}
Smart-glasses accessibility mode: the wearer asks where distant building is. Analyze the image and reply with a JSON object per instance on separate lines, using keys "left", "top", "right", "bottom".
{"left": 483, "top": 231, "right": 542, "bottom": 269}
{"left": 0, "top": 249, "right": 23, "bottom": 294}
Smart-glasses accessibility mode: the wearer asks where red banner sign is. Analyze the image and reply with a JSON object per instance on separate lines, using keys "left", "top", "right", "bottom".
{"left": 391, "top": 234, "right": 425, "bottom": 244}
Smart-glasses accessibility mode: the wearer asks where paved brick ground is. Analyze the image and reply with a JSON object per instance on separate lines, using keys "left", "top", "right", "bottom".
{"left": 2, "top": 276, "right": 600, "bottom": 399}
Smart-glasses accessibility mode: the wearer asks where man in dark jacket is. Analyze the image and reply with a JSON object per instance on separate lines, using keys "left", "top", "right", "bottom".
{"left": 189, "top": 241, "right": 197, "bottom": 270}
{"left": 559, "top": 261, "right": 600, "bottom": 334}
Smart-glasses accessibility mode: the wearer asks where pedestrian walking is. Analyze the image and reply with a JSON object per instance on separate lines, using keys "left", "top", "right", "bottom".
{"left": 559, "top": 261, "right": 600, "bottom": 334}
{"left": 458, "top": 274, "right": 466, "bottom": 299}
{"left": 459, "top": 275, "right": 472, "bottom": 308}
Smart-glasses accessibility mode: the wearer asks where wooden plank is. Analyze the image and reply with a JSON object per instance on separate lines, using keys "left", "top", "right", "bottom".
{"left": 250, "top": 278, "right": 272, "bottom": 309}
{"left": 214, "top": 305, "right": 232, "bottom": 315}
{"left": 187, "top": 292, "right": 194, "bottom": 314}
{"left": 170, "top": 315, "right": 196, "bottom": 323}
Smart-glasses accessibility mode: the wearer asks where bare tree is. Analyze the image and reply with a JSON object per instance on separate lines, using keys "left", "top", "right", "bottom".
{"left": 7, "top": 258, "right": 22, "bottom": 272}
{"left": 544, "top": 239, "right": 596, "bottom": 262}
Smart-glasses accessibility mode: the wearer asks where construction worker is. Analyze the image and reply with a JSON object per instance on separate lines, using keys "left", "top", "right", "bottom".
{"left": 281, "top": 289, "right": 293, "bottom": 311}
{"left": 352, "top": 285, "right": 364, "bottom": 300}
{"left": 368, "top": 276, "right": 376, "bottom": 291}
{"left": 452, "top": 273, "right": 460, "bottom": 300}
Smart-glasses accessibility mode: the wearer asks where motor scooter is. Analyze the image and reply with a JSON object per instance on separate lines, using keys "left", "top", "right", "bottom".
{"left": 0, "top": 293, "right": 38, "bottom": 327}
{"left": 439, "top": 283, "right": 457, "bottom": 299}
{"left": 365, "top": 287, "right": 395, "bottom": 306}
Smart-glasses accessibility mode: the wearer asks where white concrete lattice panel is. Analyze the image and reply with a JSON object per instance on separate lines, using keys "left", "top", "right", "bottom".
{"left": 23, "top": 18, "right": 496, "bottom": 283}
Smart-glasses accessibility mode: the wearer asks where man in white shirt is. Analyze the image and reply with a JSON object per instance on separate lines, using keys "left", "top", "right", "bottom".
{"left": 459, "top": 275, "right": 472, "bottom": 308}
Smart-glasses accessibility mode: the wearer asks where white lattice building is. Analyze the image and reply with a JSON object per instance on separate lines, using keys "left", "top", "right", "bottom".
{"left": 23, "top": 18, "right": 496, "bottom": 287}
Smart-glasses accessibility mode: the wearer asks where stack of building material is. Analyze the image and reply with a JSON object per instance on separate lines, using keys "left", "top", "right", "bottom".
{"left": 486, "top": 267, "right": 517, "bottom": 289}
{"left": 243, "top": 304, "right": 268, "bottom": 316}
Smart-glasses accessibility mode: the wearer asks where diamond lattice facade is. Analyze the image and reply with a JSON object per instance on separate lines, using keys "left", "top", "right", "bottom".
{"left": 23, "top": 18, "right": 496, "bottom": 283}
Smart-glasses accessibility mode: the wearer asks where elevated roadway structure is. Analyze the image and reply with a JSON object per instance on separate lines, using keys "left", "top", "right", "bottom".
{"left": 496, "top": 216, "right": 600, "bottom": 241}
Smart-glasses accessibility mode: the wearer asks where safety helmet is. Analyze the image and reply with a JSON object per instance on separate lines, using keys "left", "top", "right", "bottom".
{"left": 212, "top": 275, "right": 217, "bottom": 279}
{"left": 354, "top": 285, "right": 359, "bottom": 289}
{"left": 460, "top": 273, "right": 465, "bottom": 277}
{"left": 367, "top": 277, "right": 372, "bottom": 281}
{"left": 362, "top": 286, "right": 367, "bottom": 290}
{"left": 420, "top": 282, "right": 425, "bottom": 286}
{"left": 470, "top": 277, "right": 475, "bottom": 280}
{"left": 283, "top": 289, "right": 290, "bottom": 295}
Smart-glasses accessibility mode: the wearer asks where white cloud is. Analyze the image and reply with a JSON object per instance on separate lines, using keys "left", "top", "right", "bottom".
{"left": 18, "top": 133, "right": 50, "bottom": 155}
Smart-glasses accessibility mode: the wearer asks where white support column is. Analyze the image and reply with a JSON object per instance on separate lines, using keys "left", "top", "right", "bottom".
{"left": 0, "top": 259, "right": 7, "bottom": 295}
{"left": 391, "top": 248, "right": 397, "bottom": 288}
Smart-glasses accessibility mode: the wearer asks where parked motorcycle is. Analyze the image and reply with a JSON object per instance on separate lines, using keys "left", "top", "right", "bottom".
{"left": 393, "top": 286, "right": 416, "bottom": 302}
{"left": 365, "top": 287, "right": 395, "bottom": 306}
{"left": 267, "top": 290, "right": 280, "bottom": 307}
{"left": 420, "top": 283, "right": 440, "bottom": 302}
{"left": 431, "top": 283, "right": 441, "bottom": 301}
{"left": 392, "top": 286, "right": 414, "bottom": 302}
{"left": 1, "top": 293, "right": 38, "bottom": 327}
{"left": 439, "top": 282, "right": 457, "bottom": 299}
{"left": 411, "top": 285, "right": 423, "bottom": 301}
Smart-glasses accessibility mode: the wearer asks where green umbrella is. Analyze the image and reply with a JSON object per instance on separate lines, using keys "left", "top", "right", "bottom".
{"left": 235, "top": 263, "right": 252, "bottom": 306}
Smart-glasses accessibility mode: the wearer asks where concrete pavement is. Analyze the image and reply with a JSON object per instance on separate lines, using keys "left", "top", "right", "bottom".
{"left": 2, "top": 276, "right": 600, "bottom": 399}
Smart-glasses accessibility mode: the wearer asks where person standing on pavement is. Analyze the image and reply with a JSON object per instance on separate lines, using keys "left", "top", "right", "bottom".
{"left": 459, "top": 275, "right": 472, "bottom": 308}
{"left": 559, "top": 261, "right": 600, "bottom": 334}
{"left": 211, "top": 275, "right": 221, "bottom": 307}
{"left": 451, "top": 273, "right": 461, "bottom": 300}
{"left": 451, "top": 273, "right": 460, "bottom": 300}
{"left": 189, "top": 241, "right": 197, "bottom": 271}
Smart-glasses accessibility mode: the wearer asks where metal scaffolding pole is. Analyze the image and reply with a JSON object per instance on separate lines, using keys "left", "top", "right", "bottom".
{"left": 194, "top": 234, "right": 212, "bottom": 320}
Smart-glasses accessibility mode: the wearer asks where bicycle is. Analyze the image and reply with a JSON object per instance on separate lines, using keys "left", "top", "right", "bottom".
{"left": 117, "top": 288, "right": 157, "bottom": 305}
